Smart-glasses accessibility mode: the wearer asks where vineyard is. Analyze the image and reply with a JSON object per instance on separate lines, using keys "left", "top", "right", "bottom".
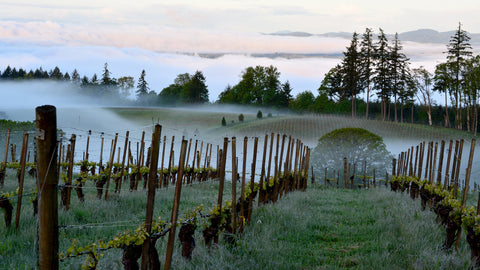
{"left": 1, "top": 105, "right": 480, "bottom": 269}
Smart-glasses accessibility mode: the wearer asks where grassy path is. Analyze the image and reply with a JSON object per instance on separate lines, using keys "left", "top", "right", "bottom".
{"left": 177, "top": 187, "right": 472, "bottom": 269}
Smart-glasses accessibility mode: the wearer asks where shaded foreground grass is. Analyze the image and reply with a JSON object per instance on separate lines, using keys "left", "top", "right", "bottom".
{"left": 176, "top": 187, "right": 472, "bottom": 269}
{"left": 0, "top": 174, "right": 475, "bottom": 269}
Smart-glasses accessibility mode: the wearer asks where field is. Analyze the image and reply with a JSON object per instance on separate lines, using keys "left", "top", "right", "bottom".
{"left": 1, "top": 106, "right": 480, "bottom": 269}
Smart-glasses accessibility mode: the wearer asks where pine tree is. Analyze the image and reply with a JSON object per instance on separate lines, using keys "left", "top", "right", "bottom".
{"left": 101, "top": 62, "right": 115, "bottom": 85}
{"left": 446, "top": 22, "right": 472, "bottom": 129}
{"left": 372, "top": 28, "right": 392, "bottom": 121}
{"left": 72, "top": 69, "right": 80, "bottom": 83}
{"left": 136, "top": 69, "right": 149, "bottom": 97}
{"left": 359, "top": 28, "right": 376, "bottom": 119}
{"left": 340, "top": 32, "right": 362, "bottom": 117}
{"left": 389, "top": 33, "right": 410, "bottom": 122}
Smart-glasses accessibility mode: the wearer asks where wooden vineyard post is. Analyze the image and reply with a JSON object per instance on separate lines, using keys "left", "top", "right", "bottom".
{"left": 36, "top": 105, "right": 59, "bottom": 270}
{"left": 140, "top": 125, "right": 161, "bottom": 270}
{"left": 247, "top": 137, "right": 258, "bottom": 225}
{"left": 104, "top": 133, "right": 118, "bottom": 200}
{"left": 99, "top": 136, "right": 104, "bottom": 173}
{"left": 241, "top": 137, "right": 247, "bottom": 222}
{"left": 437, "top": 140, "right": 445, "bottom": 186}
{"left": 65, "top": 135, "right": 76, "bottom": 211}
{"left": 167, "top": 136, "right": 175, "bottom": 186}
{"left": 303, "top": 148, "right": 310, "bottom": 191}
{"left": 1, "top": 129, "right": 10, "bottom": 187}
{"left": 392, "top": 158, "right": 396, "bottom": 177}
{"left": 15, "top": 131, "right": 28, "bottom": 229}
{"left": 343, "top": 157, "right": 347, "bottom": 188}
{"left": 266, "top": 133, "right": 274, "bottom": 189}
{"left": 85, "top": 134, "right": 90, "bottom": 161}
{"left": 444, "top": 140, "right": 453, "bottom": 188}
{"left": 431, "top": 142, "right": 438, "bottom": 185}
{"left": 258, "top": 134, "right": 268, "bottom": 205}
{"left": 118, "top": 131, "right": 129, "bottom": 193}
{"left": 231, "top": 137, "right": 237, "bottom": 233}
{"left": 160, "top": 135, "right": 166, "bottom": 188}
{"left": 455, "top": 139, "right": 475, "bottom": 251}
{"left": 414, "top": 145, "right": 419, "bottom": 177}
{"left": 451, "top": 140, "right": 459, "bottom": 191}
{"left": 272, "top": 134, "right": 280, "bottom": 202}
{"left": 453, "top": 139, "right": 464, "bottom": 195}
{"left": 215, "top": 137, "right": 229, "bottom": 244}
{"left": 164, "top": 139, "right": 188, "bottom": 270}
{"left": 425, "top": 142, "right": 431, "bottom": 181}
{"left": 418, "top": 142, "right": 425, "bottom": 179}
{"left": 135, "top": 131, "right": 145, "bottom": 190}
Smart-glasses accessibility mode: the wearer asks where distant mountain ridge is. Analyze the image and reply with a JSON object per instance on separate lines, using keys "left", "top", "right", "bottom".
{"left": 269, "top": 29, "right": 480, "bottom": 44}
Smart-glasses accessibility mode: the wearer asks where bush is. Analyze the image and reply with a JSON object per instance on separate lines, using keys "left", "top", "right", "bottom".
{"left": 267, "top": 113, "right": 272, "bottom": 117}
{"left": 221, "top": 117, "right": 226, "bottom": 126}
{"left": 257, "top": 110, "right": 263, "bottom": 119}
{"left": 238, "top": 113, "right": 244, "bottom": 122}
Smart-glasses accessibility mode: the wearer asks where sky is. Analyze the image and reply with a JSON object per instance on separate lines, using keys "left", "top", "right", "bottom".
{"left": 0, "top": 0, "right": 479, "bottom": 102}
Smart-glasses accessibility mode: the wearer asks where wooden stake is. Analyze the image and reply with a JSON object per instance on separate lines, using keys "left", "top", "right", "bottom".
{"left": 241, "top": 136, "right": 247, "bottom": 220}
{"left": 231, "top": 137, "right": 237, "bottom": 233}
{"left": 437, "top": 140, "right": 445, "bottom": 186}
{"left": 444, "top": 140, "right": 453, "bottom": 188}
{"left": 15, "top": 131, "right": 28, "bottom": 229}
{"left": 65, "top": 135, "right": 75, "bottom": 211}
{"left": 118, "top": 131, "right": 129, "bottom": 193}
{"left": 1, "top": 129, "right": 10, "bottom": 187}
{"left": 140, "top": 125, "right": 161, "bottom": 269}
{"left": 258, "top": 134, "right": 268, "bottom": 205}
{"left": 164, "top": 139, "right": 188, "bottom": 270}
{"left": 247, "top": 137, "right": 258, "bottom": 225}
{"left": 36, "top": 105, "right": 59, "bottom": 270}
{"left": 104, "top": 133, "right": 118, "bottom": 199}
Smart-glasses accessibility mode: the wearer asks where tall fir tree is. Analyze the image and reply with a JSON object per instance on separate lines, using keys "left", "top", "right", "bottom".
{"left": 372, "top": 28, "right": 392, "bottom": 121}
{"left": 359, "top": 28, "right": 376, "bottom": 119}
{"left": 446, "top": 22, "right": 472, "bottom": 129}
{"left": 340, "top": 32, "right": 362, "bottom": 117}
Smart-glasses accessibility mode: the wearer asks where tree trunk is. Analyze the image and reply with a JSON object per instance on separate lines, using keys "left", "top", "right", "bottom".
{"left": 445, "top": 90, "right": 451, "bottom": 128}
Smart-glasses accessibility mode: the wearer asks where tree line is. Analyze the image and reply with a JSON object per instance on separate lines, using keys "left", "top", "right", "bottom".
{"left": 318, "top": 23, "right": 480, "bottom": 134}
{"left": 1, "top": 23, "right": 479, "bottom": 133}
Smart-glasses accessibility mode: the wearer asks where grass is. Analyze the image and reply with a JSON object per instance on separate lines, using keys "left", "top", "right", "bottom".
{"left": 0, "top": 168, "right": 476, "bottom": 269}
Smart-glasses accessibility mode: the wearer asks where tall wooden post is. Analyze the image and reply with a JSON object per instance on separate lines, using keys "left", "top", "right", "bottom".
{"left": 444, "top": 140, "right": 453, "bottom": 187}
{"left": 15, "top": 131, "right": 29, "bottom": 229}
{"left": 453, "top": 139, "right": 464, "bottom": 195}
{"left": 65, "top": 135, "right": 76, "bottom": 210}
{"left": 247, "top": 137, "right": 258, "bottom": 225}
{"left": 437, "top": 140, "right": 445, "bottom": 186}
{"left": 36, "top": 105, "right": 58, "bottom": 270}
{"left": 231, "top": 137, "right": 237, "bottom": 233}
{"left": 164, "top": 139, "right": 188, "bottom": 270}
{"left": 258, "top": 134, "right": 268, "bottom": 205}
{"left": 343, "top": 157, "right": 347, "bottom": 188}
{"left": 141, "top": 125, "right": 161, "bottom": 269}
{"left": 241, "top": 137, "right": 247, "bottom": 220}
{"left": 1, "top": 129, "right": 10, "bottom": 187}
{"left": 118, "top": 131, "right": 129, "bottom": 193}
{"left": 104, "top": 134, "right": 118, "bottom": 199}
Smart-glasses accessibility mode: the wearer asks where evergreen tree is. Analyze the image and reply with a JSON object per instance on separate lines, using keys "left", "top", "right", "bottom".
{"left": 278, "top": 81, "right": 293, "bottom": 107}
{"left": 63, "top": 72, "right": 71, "bottom": 81}
{"left": 91, "top": 73, "right": 99, "bottom": 85}
{"left": 136, "top": 69, "right": 149, "bottom": 97}
{"left": 446, "top": 22, "right": 472, "bottom": 129}
{"left": 101, "top": 62, "right": 115, "bottom": 85}
{"left": 340, "top": 32, "right": 362, "bottom": 117}
{"left": 2, "top": 66, "right": 12, "bottom": 79}
{"left": 72, "top": 69, "right": 80, "bottom": 83}
{"left": 49, "top": 66, "right": 63, "bottom": 80}
{"left": 372, "top": 28, "right": 392, "bottom": 121}
{"left": 359, "top": 28, "right": 376, "bottom": 119}
{"left": 389, "top": 33, "right": 410, "bottom": 122}
{"left": 433, "top": 62, "right": 453, "bottom": 127}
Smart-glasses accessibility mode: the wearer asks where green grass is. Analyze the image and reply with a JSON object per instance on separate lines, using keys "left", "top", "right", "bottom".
{"left": 1, "top": 169, "right": 476, "bottom": 269}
